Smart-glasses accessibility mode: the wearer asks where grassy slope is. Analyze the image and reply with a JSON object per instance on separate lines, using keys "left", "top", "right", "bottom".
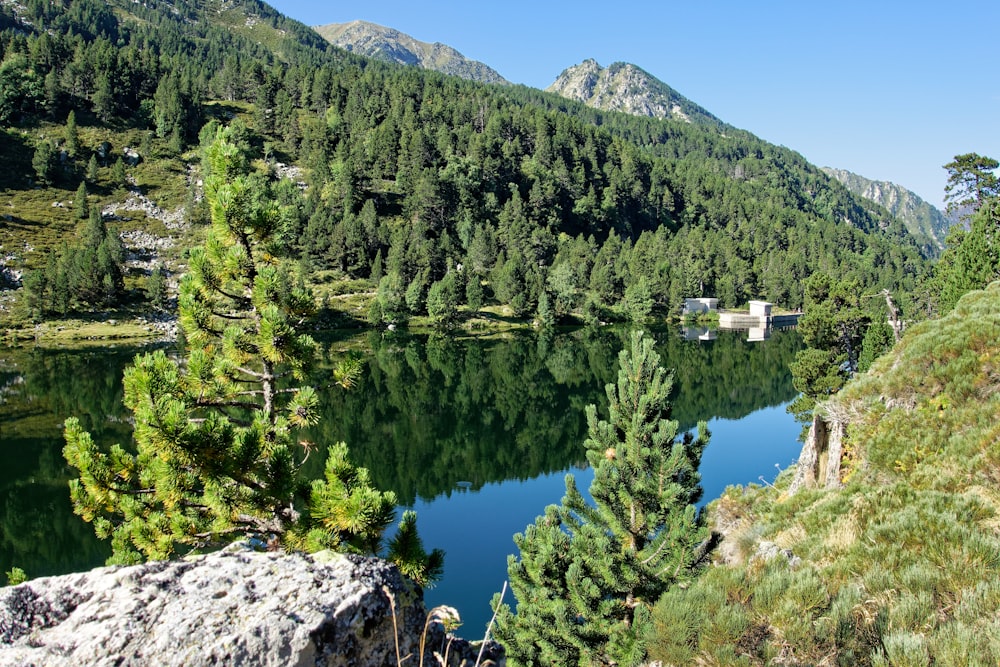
{"left": 648, "top": 282, "right": 1000, "bottom": 666}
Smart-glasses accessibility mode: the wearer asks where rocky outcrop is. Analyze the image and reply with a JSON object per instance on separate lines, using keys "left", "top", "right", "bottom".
{"left": 546, "top": 59, "right": 720, "bottom": 127}
{"left": 0, "top": 546, "right": 503, "bottom": 666}
{"left": 315, "top": 21, "right": 508, "bottom": 85}
{"left": 788, "top": 412, "right": 847, "bottom": 495}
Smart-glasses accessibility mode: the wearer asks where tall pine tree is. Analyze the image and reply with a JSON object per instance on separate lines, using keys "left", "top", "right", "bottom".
{"left": 496, "top": 331, "right": 710, "bottom": 665}
{"left": 64, "top": 126, "right": 442, "bottom": 584}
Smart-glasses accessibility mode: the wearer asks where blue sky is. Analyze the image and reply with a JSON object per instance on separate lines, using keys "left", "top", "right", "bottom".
{"left": 269, "top": 1, "right": 999, "bottom": 208}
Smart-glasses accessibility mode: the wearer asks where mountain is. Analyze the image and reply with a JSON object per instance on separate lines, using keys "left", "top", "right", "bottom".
{"left": 314, "top": 20, "right": 507, "bottom": 85}
{"left": 822, "top": 167, "right": 953, "bottom": 254}
{"left": 0, "top": 0, "right": 929, "bottom": 338}
{"left": 546, "top": 59, "right": 720, "bottom": 126}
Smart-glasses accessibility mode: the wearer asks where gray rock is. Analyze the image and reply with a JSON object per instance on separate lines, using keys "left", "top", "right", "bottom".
{"left": 752, "top": 541, "right": 801, "bottom": 569}
{"left": 0, "top": 547, "right": 502, "bottom": 666}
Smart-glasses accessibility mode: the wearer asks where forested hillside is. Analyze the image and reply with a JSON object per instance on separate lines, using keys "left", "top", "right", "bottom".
{"left": 0, "top": 0, "right": 928, "bottom": 332}
{"left": 823, "top": 166, "right": 952, "bottom": 256}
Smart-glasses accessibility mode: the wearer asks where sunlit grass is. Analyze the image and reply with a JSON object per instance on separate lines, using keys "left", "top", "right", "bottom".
{"left": 647, "top": 283, "right": 1000, "bottom": 665}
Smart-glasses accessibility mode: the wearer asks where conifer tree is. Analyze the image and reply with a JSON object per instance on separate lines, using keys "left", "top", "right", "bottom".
{"left": 496, "top": 331, "right": 710, "bottom": 665}
{"left": 65, "top": 110, "right": 79, "bottom": 158}
{"left": 64, "top": 126, "right": 442, "bottom": 584}
{"left": 85, "top": 154, "right": 99, "bottom": 183}
{"left": 74, "top": 181, "right": 88, "bottom": 220}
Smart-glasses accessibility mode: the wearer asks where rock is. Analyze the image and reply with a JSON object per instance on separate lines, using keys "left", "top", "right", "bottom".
{"left": 0, "top": 547, "right": 503, "bottom": 666}
{"left": 752, "top": 541, "right": 801, "bottom": 569}
{"left": 788, "top": 412, "right": 847, "bottom": 495}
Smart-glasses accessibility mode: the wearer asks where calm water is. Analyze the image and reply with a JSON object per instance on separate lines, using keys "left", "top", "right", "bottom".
{"left": 0, "top": 327, "right": 802, "bottom": 635}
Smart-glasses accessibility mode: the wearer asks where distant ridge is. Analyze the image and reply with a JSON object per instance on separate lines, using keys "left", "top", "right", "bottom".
{"left": 546, "top": 59, "right": 720, "bottom": 126}
{"left": 314, "top": 20, "right": 508, "bottom": 85}
{"left": 822, "top": 167, "right": 953, "bottom": 254}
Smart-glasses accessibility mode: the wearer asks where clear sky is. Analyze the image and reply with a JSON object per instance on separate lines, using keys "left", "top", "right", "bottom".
{"left": 268, "top": 1, "right": 999, "bottom": 208}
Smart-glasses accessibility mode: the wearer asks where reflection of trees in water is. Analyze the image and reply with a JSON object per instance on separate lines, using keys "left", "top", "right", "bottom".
{"left": 0, "top": 346, "right": 142, "bottom": 576}
{"left": 0, "top": 330, "right": 800, "bottom": 575}
{"left": 307, "top": 328, "right": 801, "bottom": 506}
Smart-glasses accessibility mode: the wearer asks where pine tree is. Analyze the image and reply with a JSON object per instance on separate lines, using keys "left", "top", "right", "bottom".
{"left": 426, "top": 272, "right": 458, "bottom": 327}
{"left": 65, "top": 110, "right": 79, "bottom": 158}
{"left": 64, "top": 126, "right": 442, "bottom": 584}
{"left": 86, "top": 154, "right": 99, "bottom": 183}
{"left": 32, "top": 140, "right": 57, "bottom": 186}
{"left": 74, "top": 181, "right": 89, "bottom": 220}
{"left": 496, "top": 331, "right": 710, "bottom": 665}
{"left": 934, "top": 199, "right": 1000, "bottom": 311}
{"left": 111, "top": 157, "right": 127, "bottom": 190}
{"left": 147, "top": 263, "right": 167, "bottom": 310}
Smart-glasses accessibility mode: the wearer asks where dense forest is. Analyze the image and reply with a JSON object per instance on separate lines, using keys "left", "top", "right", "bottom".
{"left": 8, "top": 0, "right": 1000, "bottom": 664}
{"left": 0, "top": 0, "right": 930, "bottom": 329}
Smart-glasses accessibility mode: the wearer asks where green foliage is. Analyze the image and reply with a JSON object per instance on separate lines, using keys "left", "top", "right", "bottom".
{"left": 74, "top": 181, "right": 89, "bottom": 221}
{"left": 85, "top": 154, "right": 99, "bottom": 183}
{"left": 32, "top": 139, "right": 57, "bottom": 186}
{"left": 788, "top": 273, "right": 874, "bottom": 426}
{"left": 22, "top": 210, "right": 126, "bottom": 318}
{"left": 147, "top": 263, "right": 168, "bottom": 310}
{"left": 464, "top": 276, "right": 483, "bottom": 312}
{"left": 387, "top": 510, "right": 445, "bottom": 587}
{"left": 4, "top": 567, "right": 27, "bottom": 586}
{"left": 943, "top": 153, "right": 999, "bottom": 215}
{"left": 63, "top": 127, "right": 440, "bottom": 584}
{"left": 425, "top": 272, "right": 458, "bottom": 327}
{"left": 647, "top": 283, "right": 1000, "bottom": 665}
{"left": 0, "top": 53, "right": 43, "bottom": 125}
{"left": 933, "top": 200, "right": 1000, "bottom": 312}
{"left": 0, "top": 0, "right": 932, "bottom": 334}
{"left": 858, "top": 318, "right": 894, "bottom": 373}
{"left": 496, "top": 331, "right": 710, "bottom": 665}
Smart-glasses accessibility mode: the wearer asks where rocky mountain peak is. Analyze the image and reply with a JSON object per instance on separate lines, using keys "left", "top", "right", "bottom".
{"left": 314, "top": 20, "right": 508, "bottom": 85}
{"left": 546, "top": 59, "right": 720, "bottom": 126}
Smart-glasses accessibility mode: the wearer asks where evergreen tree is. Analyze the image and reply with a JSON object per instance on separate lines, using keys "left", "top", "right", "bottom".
{"left": 85, "top": 154, "right": 99, "bottom": 183}
{"left": 64, "top": 110, "right": 79, "bottom": 158}
{"left": 147, "top": 263, "right": 167, "bottom": 310}
{"left": 74, "top": 181, "right": 89, "bottom": 220}
{"left": 426, "top": 272, "right": 458, "bottom": 327}
{"left": 111, "top": 157, "right": 127, "bottom": 190}
{"left": 370, "top": 248, "right": 384, "bottom": 283}
{"left": 858, "top": 317, "right": 894, "bottom": 373}
{"left": 535, "top": 290, "right": 555, "bottom": 328}
{"left": 943, "top": 153, "right": 999, "bottom": 215}
{"left": 934, "top": 199, "right": 1000, "bottom": 311}
{"left": 465, "top": 276, "right": 483, "bottom": 313}
{"left": 32, "top": 140, "right": 57, "bottom": 186}
{"left": 63, "top": 127, "right": 442, "bottom": 584}
{"left": 788, "top": 273, "right": 871, "bottom": 426}
{"left": 496, "top": 331, "right": 710, "bottom": 665}
{"left": 623, "top": 276, "right": 654, "bottom": 323}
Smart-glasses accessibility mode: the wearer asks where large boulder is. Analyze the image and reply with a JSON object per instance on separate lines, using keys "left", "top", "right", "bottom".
{"left": 0, "top": 546, "right": 502, "bottom": 666}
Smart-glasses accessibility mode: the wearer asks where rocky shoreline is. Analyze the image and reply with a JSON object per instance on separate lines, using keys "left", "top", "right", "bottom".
{"left": 0, "top": 546, "right": 504, "bottom": 667}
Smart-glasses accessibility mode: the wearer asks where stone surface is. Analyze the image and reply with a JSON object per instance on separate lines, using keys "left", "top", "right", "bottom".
{"left": 788, "top": 413, "right": 847, "bottom": 495}
{"left": 0, "top": 546, "right": 502, "bottom": 666}
{"left": 546, "top": 59, "right": 720, "bottom": 126}
{"left": 315, "top": 21, "right": 508, "bottom": 85}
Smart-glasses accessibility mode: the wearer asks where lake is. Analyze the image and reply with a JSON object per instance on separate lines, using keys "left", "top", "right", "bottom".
{"left": 0, "top": 326, "right": 802, "bottom": 636}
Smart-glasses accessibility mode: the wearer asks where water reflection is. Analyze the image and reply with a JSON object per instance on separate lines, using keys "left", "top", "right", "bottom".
{"left": 1, "top": 327, "right": 801, "bottom": 629}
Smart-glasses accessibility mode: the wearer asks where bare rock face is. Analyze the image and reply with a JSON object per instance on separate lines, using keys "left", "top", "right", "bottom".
{"left": 546, "top": 59, "right": 720, "bottom": 126}
{"left": 0, "top": 546, "right": 501, "bottom": 666}
{"left": 314, "top": 20, "right": 508, "bottom": 85}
